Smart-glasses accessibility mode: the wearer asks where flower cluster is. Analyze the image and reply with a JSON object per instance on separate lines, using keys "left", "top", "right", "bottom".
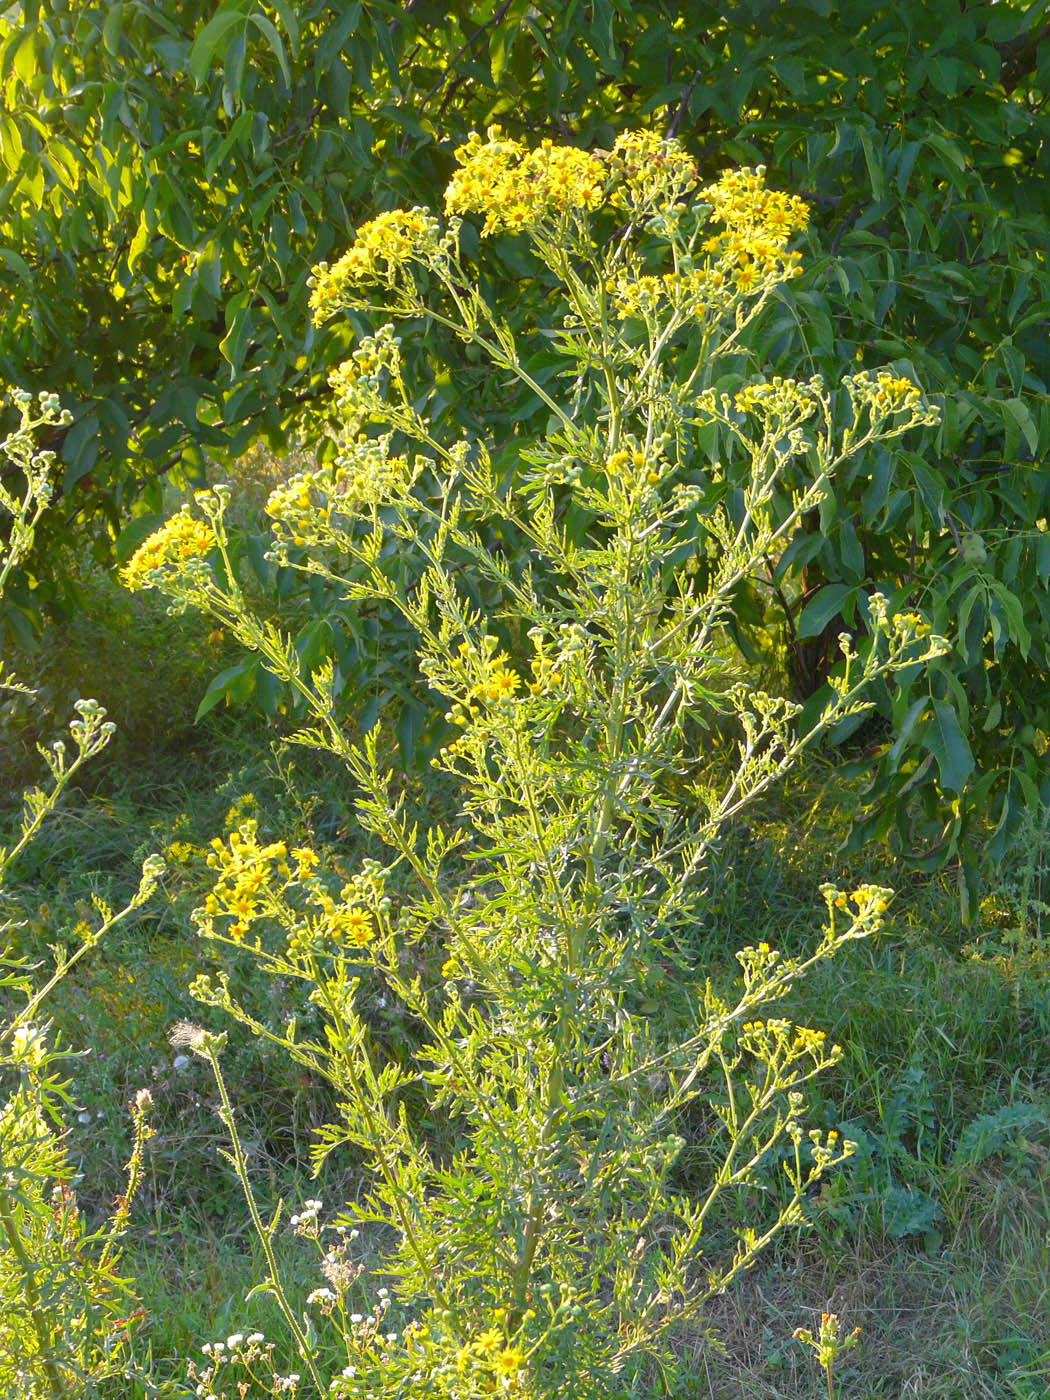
{"left": 289, "top": 1197, "right": 324, "bottom": 1233}
{"left": 723, "top": 375, "right": 829, "bottom": 459}
{"left": 441, "top": 636, "right": 523, "bottom": 730}
{"left": 701, "top": 165, "right": 809, "bottom": 239}
{"left": 793, "top": 1311, "right": 862, "bottom": 1370}
{"left": 202, "top": 820, "right": 291, "bottom": 940}
{"left": 266, "top": 439, "right": 414, "bottom": 549}
{"left": 734, "top": 939, "right": 782, "bottom": 989}
{"left": 445, "top": 127, "right": 606, "bottom": 235}
{"left": 309, "top": 208, "right": 441, "bottom": 320}
{"left": 190, "top": 1331, "right": 299, "bottom": 1400}
{"left": 887, "top": 610, "right": 935, "bottom": 644}
{"left": 325, "top": 327, "right": 412, "bottom": 435}
{"left": 331, "top": 324, "right": 403, "bottom": 397}
{"left": 606, "top": 446, "right": 663, "bottom": 489}
{"left": 320, "top": 1225, "right": 363, "bottom": 1297}
{"left": 453, "top": 1317, "right": 527, "bottom": 1389}
{"left": 820, "top": 882, "right": 892, "bottom": 922}
{"left": 120, "top": 507, "right": 216, "bottom": 592}
{"left": 608, "top": 129, "right": 698, "bottom": 213}
{"left": 845, "top": 369, "right": 932, "bottom": 421}
{"left": 526, "top": 642, "right": 565, "bottom": 698}
{"left": 198, "top": 821, "right": 376, "bottom": 955}
{"left": 732, "top": 376, "right": 824, "bottom": 421}
{"left": 608, "top": 267, "right": 712, "bottom": 321}
{"left": 696, "top": 165, "right": 808, "bottom": 291}
{"left": 738, "top": 1017, "right": 840, "bottom": 1069}
{"left": 799, "top": 1127, "right": 852, "bottom": 1171}
{"left": 609, "top": 167, "right": 807, "bottom": 329}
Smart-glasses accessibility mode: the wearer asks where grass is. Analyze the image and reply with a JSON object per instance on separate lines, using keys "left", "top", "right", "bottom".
{"left": 3, "top": 593, "right": 1050, "bottom": 1398}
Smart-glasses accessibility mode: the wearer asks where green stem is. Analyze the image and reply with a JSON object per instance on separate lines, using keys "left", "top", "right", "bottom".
{"left": 0, "top": 1182, "right": 68, "bottom": 1399}
{"left": 420, "top": 297, "right": 577, "bottom": 436}
{"left": 307, "top": 971, "right": 458, "bottom": 1325}
{"left": 204, "top": 1051, "right": 327, "bottom": 1398}
{"left": 509, "top": 1057, "right": 563, "bottom": 1327}
{"left": 588, "top": 519, "right": 636, "bottom": 878}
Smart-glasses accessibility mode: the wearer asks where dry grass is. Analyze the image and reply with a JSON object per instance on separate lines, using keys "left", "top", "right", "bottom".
{"left": 671, "top": 1158, "right": 1050, "bottom": 1399}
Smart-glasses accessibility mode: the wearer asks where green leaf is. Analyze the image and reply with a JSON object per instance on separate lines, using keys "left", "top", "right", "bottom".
{"left": 988, "top": 579, "right": 1032, "bottom": 658}
{"left": 248, "top": 14, "right": 291, "bottom": 87}
{"left": 219, "top": 300, "right": 253, "bottom": 372}
{"left": 114, "top": 511, "right": 164, "bottom": 565}
{"left": 952, "top": 1103, "right": 1047, "bottom": 1167}
{"left": 195, "top": 660, "right": 255, "bottom": 720}
{"left": 1001, "top": 396, "right": 1039, "bottom": 456}
{"left": 268, "top": 0, "right": 300, "bottom": 54}
{"left": 859, "top": 126, "right": 886, "bottom": 201}
{"left": 924, "top": 698, "right": 974, "bottom": 792}
{"left": 189, "top": 8, "right": 248, "bottom": 87}
{"left": 884, "top": 1187, "right": 941, "bottom": 1239}
{"left": 13, "top": 28, "right": 38, "bottom": 84}
{"left": 126, "top": 212, "right": 150, "bottom": 276}
{"left": 102, "top": 4, "right": 124, "bottom": 57}
{"left": 796, "top": 584, "right": 855, "bottom": 639}
{"left": 888, "top": 696, "right": 929, "bottom": 765}
{"left": 0, "top": 247, "right": 31, "bottom": 280}
{"left": 0, "top": 113, "right": 25, "bottom": 172}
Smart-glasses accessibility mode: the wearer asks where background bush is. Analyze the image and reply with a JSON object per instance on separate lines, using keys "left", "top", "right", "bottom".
{"left": 5, "top": 0, "right": 1049, "bottom": 888}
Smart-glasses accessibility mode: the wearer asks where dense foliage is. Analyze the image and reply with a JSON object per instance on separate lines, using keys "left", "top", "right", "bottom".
{"left": 120, "top": 130, "right": 943, "bottom": 1399}
{"left": 4, "top": 4, "right": 1050, "bottom": 874}
{"left": 3, "top": 7, "right": 1050, "bottom": 1396}
{"left": 0, "top": 397, "right": 162, "bottom": 1396}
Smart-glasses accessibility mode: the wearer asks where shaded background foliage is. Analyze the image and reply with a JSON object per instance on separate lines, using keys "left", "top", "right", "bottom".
{"left": 3, "top": 0, "right": 1050, "bottom": 892}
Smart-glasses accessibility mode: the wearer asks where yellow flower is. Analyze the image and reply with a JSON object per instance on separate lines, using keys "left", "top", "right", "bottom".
{"left": 230, "top": 893, "right": 256, "bottom": 920}
{"left": 485, "top": 667, "right": 519, "bottom": 701}
{"left": 445, "top": 128, "right": 607, "bottom": 235}
{"left": 495, "top": 1346, "right": 525, "bottom": 1376}
{"left": 342, "top": 908, "right": 374, "bottom": 946}
{"left": 309, "top": 208, "right": 441, "bottom": 319}
{"left": 734, "top": 260, "right": 761, "bottom": 291}
{"left": 120, "top": 510, "right": 216, "bottom": 591}
{"left": 292, "top": 846, "right": 320, "bottom": 878}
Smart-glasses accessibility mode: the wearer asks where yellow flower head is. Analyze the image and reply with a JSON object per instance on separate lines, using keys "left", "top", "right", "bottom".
{"left": 495, "top": 1346, "right": 525, "bottom": 1376}
{"left": 446, "top": 127, "right": 607, "bottom": 235}
{"left": 292, "top": 846, "right": 320, "bottom": 879}
{"left": 120, "top": 510, "right": 216, "bottom": 592}
{"left": 340, "top": 907, "right": 374, "bottom": 947}
{"left": 309, "top": 208, "right": 441, "bottom": 320}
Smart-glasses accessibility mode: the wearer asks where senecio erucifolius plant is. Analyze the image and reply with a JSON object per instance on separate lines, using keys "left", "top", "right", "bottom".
{"left": 125, "top": 130, "right": 946, "bottom": 1399}
{"left": 0, "top": 392, "right": 163, "bottom": 1399}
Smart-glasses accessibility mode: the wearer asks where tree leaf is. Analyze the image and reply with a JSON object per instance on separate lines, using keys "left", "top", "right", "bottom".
{"left": 796, "top": 584, "right": 855, "bottom": 639}
{"left": 924, "top": 697, "right": 974, "bottom": 792}
{"left": 189, "top": 8, "right": 248, "bottom": 87}
{"left": 248, "top": 14, "right": 291, "bottom": 87}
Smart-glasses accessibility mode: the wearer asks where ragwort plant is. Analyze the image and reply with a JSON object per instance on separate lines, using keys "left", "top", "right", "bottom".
{"left": 0, "top": 392, "right": 163, "bottom": 1399}
{"left": 125, "top": 131, "right": 946, "bottom": 1398}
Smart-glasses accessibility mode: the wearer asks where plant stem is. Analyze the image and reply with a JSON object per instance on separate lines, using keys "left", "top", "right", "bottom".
{"left": 0, "top": 1182, "right": 68, "bottom": 1399}
{"left": 204, "top": 1051, "right": 327, "bottom": 1398}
